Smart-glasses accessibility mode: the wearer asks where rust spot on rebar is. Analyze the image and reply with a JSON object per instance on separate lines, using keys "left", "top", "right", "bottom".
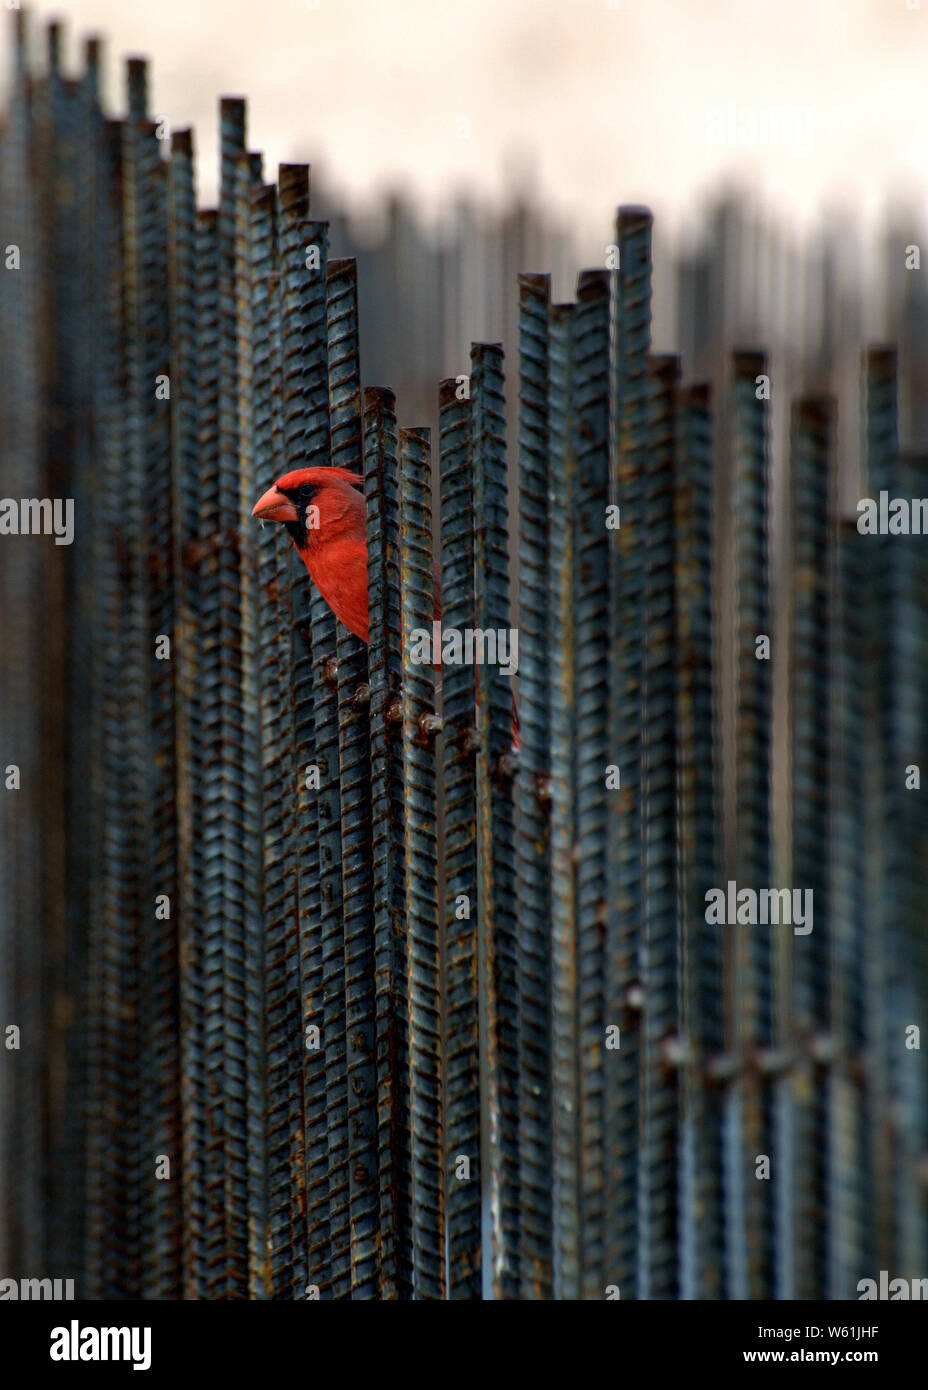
{"left": 323, "top": 656, "right": 338, "bottom": 685}
{"left": 350, "top": 682, "right": 370, "bottom": 708}
{"left": 418, "top": 711, "right": 442, "bottom": 740}
{"left": 385, "top": 696, "right": 403, "bottom": 726}
{"left": 534, "top": 772, "right": 552, "bottom": 806}
{"left": 496, "top": 750, "right": 519, "bottom": 780}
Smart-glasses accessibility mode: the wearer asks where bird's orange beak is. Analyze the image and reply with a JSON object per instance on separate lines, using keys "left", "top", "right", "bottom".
{"left": 252, "top": 484, "right": 298, "bottom": 523}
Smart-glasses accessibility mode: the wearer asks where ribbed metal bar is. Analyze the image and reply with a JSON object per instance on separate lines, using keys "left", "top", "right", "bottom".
{"left": 139, "top": 80, "right": 181, "bottom": 1303}
{"left": 338, "top": 623, "right": 378, "bottom": 1299}
{"left": 319, "top": 256, "right": 357, "bottom": 1299}
{"left": 890, "top": 454, "right": 928, "bottom": 1284}
{"left": 299, "top": 217, "right": 335, "bottom": 1295}
{"left": 829, "top": 521, "right": 870, "bottom": 1298}
{"left": 275, "top": 162, "right": 314, "bottom": 1295}
{"left": 0, "top": 10, "right": 43, "bottom": 1285}
{"left": 675, "top": 383, "right": 723, "bottom": 1301}
{"left": 235, "top": 145, "right": 268, "bottom": 1300}
{"left": 605, "top": 206, "right": 652, "bottom": 1298}
{"left": 439, "top": 378, "right": 481, "bottom": 1299}
{"left": 639, "top": 355, "right": 680, "bottom": 1301}
{"left": 788, "top": 395, "right": 834, "bottom": 1300}
{"left": 325, "top": 262, "right": 378, "bottom": 1301}
{"left": 194, "top": 203, "right": 230, "bottom": 1299}
{"left": 249, "top": 176, "right": 281, "bottom": 1301}
{"left": 572, "top": 272, "right": 611, "bottom": 1300}
{"left": 36, "top": 36, "right": 74, "bottom": 1285}
{"left": 168, "top": 126, "right": 207, "bottom": 1300}
{"left": 515, "top": 272, "right": 553, "bottom": 1299}
{"left": 215, "top": 96, "right": 251, "bottom": 1299}
{"left": 56, "top": 37, "right": 97, "bottom": 1285}
{"left": 364, "top": 385, "right": 412, "bottom": 1300}
{"left": 119, "top": 57, "right": 158, "bottom": 1299}
{"left": 259, "top": 174, "right": 301, "bottom": 1298}
{"left": 75, "top": 69, "right": 123, "bottom": 1300}
{"left": 548, "top": 301, "right": 579, "bottom": 1300}
{"left": 399, "top": 425, "right": 443, "bottom": 1299}
{"left": 86, "top": 112, "right": 130, "bottom": 1300}
{"left": 472, "top": 341, "right": 520, "bottom": 1299}
{"left": 731, "top": 349, "right": 774, "bottom": 1300}
{"left": 861, "top": 347, "right": 901, "bottom": 1282}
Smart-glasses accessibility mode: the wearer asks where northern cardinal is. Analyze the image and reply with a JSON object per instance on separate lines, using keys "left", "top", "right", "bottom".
{"left": 252, "top": 465, "right": 519, "bottom": 749}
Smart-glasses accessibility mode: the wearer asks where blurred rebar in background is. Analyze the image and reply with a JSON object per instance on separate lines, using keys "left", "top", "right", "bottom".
{"left": 1, "top": 12, "right": 927, "bottom": 1299}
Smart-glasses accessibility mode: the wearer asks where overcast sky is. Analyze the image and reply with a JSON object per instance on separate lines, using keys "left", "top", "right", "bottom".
{"left": 4, "top": 0, "right": 928, "bottom": 242}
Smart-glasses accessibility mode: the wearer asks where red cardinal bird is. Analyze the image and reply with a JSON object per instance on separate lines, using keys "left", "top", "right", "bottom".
{"left": 253, "top": 466, "right": 372, "bottom": 639}
{"left": 252, "top": 465, "right": 520, "bottom": 748}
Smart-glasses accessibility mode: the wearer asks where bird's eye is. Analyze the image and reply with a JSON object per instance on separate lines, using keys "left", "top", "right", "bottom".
{"left": 296, "top": 483, "right": 316, "bottom": 506}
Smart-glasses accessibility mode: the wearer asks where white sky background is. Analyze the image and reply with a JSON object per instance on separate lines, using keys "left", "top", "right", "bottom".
{"left": 4, "top": 0, "right": 928, "bottom": 248}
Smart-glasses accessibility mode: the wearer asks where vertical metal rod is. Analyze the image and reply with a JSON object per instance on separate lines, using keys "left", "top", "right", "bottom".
{"left": 296, "top": 215, "right": 333, "bottom": 1293}
{"left": 890, "top": 453, "right": 928, "bottom": 1282}
{"left": 572, "top": 272, "right": 611, "bottom": 1300}
{"left": 676, "top": 382, "right": 724, "bottom": 1300}
{"left": 0, "top": 8, "right": 40, "bottom": 1283}
{"left": 439, "top": 378, "right": 482, "bottom": 1299}
{"left": 319, "top": 257, "right": 357, "bottom": 1299}
{"left": 235, "top": 145, "right": 269, "bottom": 1300}
{"left": 78, "top": 68, "right": 124, "bottom": 1301}
{"left": 829, "top": 520, "right": 870, "bottom": 1297}
{"left": 139, "top": 81, "right": 181, "bottom": 1305}
{"left": 861, "top": 347, "right": 901, "bottom": 1282}
{"left": 275, "top": 162, "right": 316, "bottom": 1295}
{"left": 168, "top": 126, "right": 208, "bottom": 1299}
{"left": 215, "top": 96, "right": 251, "bottom": 1299}
{"left": 471, "top": 341, "right": 520, "bottom": 1299}
{"left": 399, "top": 425, "right": 443, "bottom": 1299}
{"left": 249, "top": 177, "right": 282, "bottom": 1300}
{"left": 548, "top": 300, "right": 579, "bottom": 1300}
{"left": 327, "top": 265, "right": 379, "bottom": 1301}
{"left": 260, "top": 172, "right": 300, "bottom": 1298}
{"left": 605, "top": 207, "right": 652, "bottom": 1298}
{"left": 788, "top": 395, "right": 834, "bottom": 1300}
{"left": 639, "top": 354, "right": 680, "bottom": 1300}
{"left": 515, "top": 272, "right": 553, "bottom": 1300}
{"left": 731, "top": 350, "right": 774, "bottom": 1299}
{"left": 364, "top": 385, "right": 412, "bottom": 1300}
{"left": 119, "top": 56, "right": 156, "bottom": 1299}
{"left": 194, "top": 202, "right": 229, "bottom": 1300}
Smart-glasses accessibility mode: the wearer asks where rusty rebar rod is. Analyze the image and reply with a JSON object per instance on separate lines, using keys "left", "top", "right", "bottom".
{"left": 399, "top": 425, "right": 443, "bottom": 1299}
{"left": 472, "top": 341, "right": 520, "bottom": 1299}
{"left": 364, "top": 385, "right": 412, "bottom": 1299}
{"left": 605, "top": 206, "right": 652, "bottom": 1298}
{"left": 515, "top": 272, "right": 553, "bottom": 1299}
{"left": 439, "top": 378, "right": 482, "bottom": 1299}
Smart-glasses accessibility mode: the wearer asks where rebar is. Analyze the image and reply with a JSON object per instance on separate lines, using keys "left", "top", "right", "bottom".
{"left": 399, "top": 425, "right": 443, "bottom": 1299}
{"left": 439, "top": 378, "right": 482, "bottom": 1299}
{"left": 364, "top": 385, "right": 412, "bottom": 1299}
{"left": 515, "top": 272, "right": 553, "bottom": 1299}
